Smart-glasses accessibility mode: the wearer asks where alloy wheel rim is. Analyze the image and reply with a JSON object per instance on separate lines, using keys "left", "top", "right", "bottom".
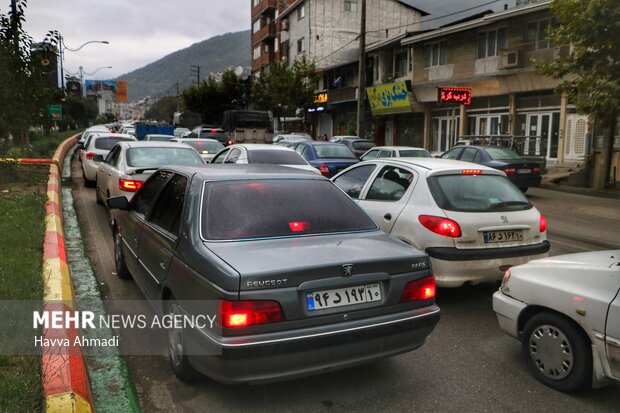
{"left": 528, "top": 324, "right": 574, "bottom": 380}
{"left": 168, "top": 304, "right": 184, "bottom": 366}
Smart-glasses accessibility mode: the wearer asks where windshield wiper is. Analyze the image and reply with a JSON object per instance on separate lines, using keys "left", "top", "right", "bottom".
{"left": 490, "top": 201, "right": 530, "bottom": 209}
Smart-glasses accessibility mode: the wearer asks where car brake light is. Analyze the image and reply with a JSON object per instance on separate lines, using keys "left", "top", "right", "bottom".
{"left": 211, "top": 129, "right": 217, "bottom": 133}
{"left": 532, "top": 167, "right": 541, "bottom": 174}
{"left": 539, "top": 214, "right": 547, "bottom": 233}
{"left": 119, "top": 179, "right": 144, "bottom": 192}
{"left": 504, "top": 167, "right": 516, "bottom": 176}
{"left": 219, "top": 300, "right": 284, "bottom": 328}
{"left": 227, "top": 139, "right": 233, "bottom": 146}
{"left": 400, "top": 276, "right": 436, "bottom": 303}
{"left": 289, "top": 221, "right": 311, "bottom": 232}
{"left": 462, "top": 169, "right": 483, "bottom": 176}
{"left": 319, "top": 164, "right": 330, "bottom": 176}
{"left": 418, "top": 215, "right": 462, "bottom": 238}
{"left": 85, "top": 152, "right": 96, "bottom": 160}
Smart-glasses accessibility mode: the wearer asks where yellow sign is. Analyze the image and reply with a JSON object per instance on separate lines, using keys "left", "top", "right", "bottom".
{"left": 314, "top": 92, "right": 329, "bottom": 104}
{"left": 116, "top": 80, "right": 128, "bottom": 102}
{"left": 366, "top": 82, "right": 412, "bottom": 115}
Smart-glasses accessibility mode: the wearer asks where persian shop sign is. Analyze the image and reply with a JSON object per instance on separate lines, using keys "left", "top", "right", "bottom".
{"left": 314, "top": 92, "right": 329, "bottom": 104}
{"left": 438, "top": 87, "right": 472, "bottom": 105}
{"left": 367, "top": 82, "right": 412, "bottom": 115}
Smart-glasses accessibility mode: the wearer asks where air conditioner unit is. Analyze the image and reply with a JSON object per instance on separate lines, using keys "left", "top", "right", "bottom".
{"left": 553, "top": 44, "right": 571, "bottom": 60}
{"left": 499, "top": 49, "right": 523, "bottom": 69}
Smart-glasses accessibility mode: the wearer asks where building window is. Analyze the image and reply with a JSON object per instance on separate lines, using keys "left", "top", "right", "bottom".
{"left": 394, "top": 49, "right": 409, "bottom": 78}
{"left": 526, "top": 18, "right": 556, "bottom": 51}
{"left": 264, "top": 44, "right": 270, "bottom": 53}
{"left": 372, "top": 55, "right": 380, "bottom": 81}
{"left": 274, "top": 39, "right": 279, "bottom": 53}
{"left": 344, "top": 0, "right": 358, "bottom": 12}
{"left": 253, "top": 45, "right": 261, "bottom": 60}
{"left": 252, "top": 19, "right": 261, "bottom": 34}
{"left": 297, "top": 38, "right": 305, "bottom": 54}
{"left": 424, "top": 41, "right": 447, "bottom": 67}
{"left": 253, "top": 0, "right": 260, "bottom": 7}
{"left": 408, "top": 47, "right": 414, "bottom": 72}
{"left": 298, "top": 4, "right": 306, "bottom": 20}
{"left": 477, "top": 27, "right": 507, "bottom": 58}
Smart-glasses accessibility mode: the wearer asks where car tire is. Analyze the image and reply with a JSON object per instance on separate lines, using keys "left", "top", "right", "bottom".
{"left": 95, "top": 181, "right": 103, "bottom": 205}
{"left": 113, "top": 229, "right": 131, "bottom": 280}
{"left": 522, "top": 312, "right": 592, "bottom": 392}
{"left": 166, "top": 298, "right": 201, "bottom": 382}
{"left": 83, "top": 169, "right": 95, "bottom": 187}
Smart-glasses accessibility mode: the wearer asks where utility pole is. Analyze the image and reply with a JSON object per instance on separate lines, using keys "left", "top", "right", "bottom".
{"left": 190, "top": 65, "right": 201, "bottom": 85}
{"left": 356, "top": 0, "right": 367, "bottom": 138}
{"left": 10, "top": 0, "right": 18, "bottom": 54}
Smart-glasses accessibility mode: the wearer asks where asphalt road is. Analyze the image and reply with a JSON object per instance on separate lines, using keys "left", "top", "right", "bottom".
{"left": 70, "top": 158, "right": 620, "bottom": 413}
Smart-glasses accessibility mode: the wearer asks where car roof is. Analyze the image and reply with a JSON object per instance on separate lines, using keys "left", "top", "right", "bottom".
{"left": 369, "top": 146, "right": 427, "bottom": 151}
{"left": 457, "top": 145, "right": 517, "bottom": 151}
{"left": 332, "top": 136, "right": 361, "bottom": 139}
{"left": 87, "top": 125, "right": 110, "bottom": 132}
{"left": 117, "top": 141, "right": 196, "bottom": 149}
{"left": 92, "top": 133, "right": 134, "bottom": 140}
{"left": 367, "top": 158, "right": 504, "bottom": 175}
{"left": 174, "top": 138, "right": 220, "bottom": 143}
{"left": 232, "top": 144, "right": 293, "bottom": 151}
{"left": 145, "top": 134, "right": 174, "bottom": 137}
{"left": 167, "top": 164, "right": 328, "bottom": 181}
{"left": 306, "top": 141, "right": 347, "bottom": 146}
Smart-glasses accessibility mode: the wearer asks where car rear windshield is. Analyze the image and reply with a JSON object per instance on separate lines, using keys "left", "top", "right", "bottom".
{"left": 352, "top": 141, "right": 374, "bottom": 151}
{"left": 148, "top": 135, "right": 173, "bottom": 142}
{"left": 202, "top": 179, "right": 377, "bottom": 240}
{"left": 399, "top": 150, "right": 432, "bottom": 158}
{"left": 315, "top": 144, "right": 356, "bottom": 159}
{"left": 427, "top": 174, "right": 532, "bottom": 212}
{"left": 485, "top": 148, "right": 522, "bottom": 160}
{"left": 249, "top": 150, "right": 306, "bottom": 165}
{"left": 200, "top": 131, "right": 227, "bottom": 140}
{"left": 126, "top": 147, "right": 204, "bottom": 168}
{"left": 183, "top": 140, "right": 224, "bottom": 153}
{"left": 94, "top": 137, "right": 134, "bottom": 150}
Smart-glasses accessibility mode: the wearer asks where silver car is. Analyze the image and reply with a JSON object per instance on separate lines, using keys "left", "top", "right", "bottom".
{"left": 170, "top": 138, "right": 224, "bottom": 163}
{"left": 493, "top": 250, "right": 620, "bottom": 392}
{"left": 94, "top": 141, "right": 204, "bottom": 205}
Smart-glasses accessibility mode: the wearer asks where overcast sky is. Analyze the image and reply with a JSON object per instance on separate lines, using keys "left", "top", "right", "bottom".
{"left": 21, "top": 0, "right": 249, "bottom": 79}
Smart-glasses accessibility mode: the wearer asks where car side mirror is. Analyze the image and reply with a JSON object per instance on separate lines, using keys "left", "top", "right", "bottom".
{"left": 76, "top": 143, "right": 84, "bottom": 150}
{"left": 107, "top": 196, "right": 131, "bottom": 211}
{"left": 93, "top": 155, "right": 105, "bottom": 162}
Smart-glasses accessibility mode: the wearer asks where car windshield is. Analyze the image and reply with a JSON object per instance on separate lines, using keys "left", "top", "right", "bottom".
{"left": 314, "top": 144, "right": 356, "bottom": 159}
{"left": 399, "top": 149, "right": 432, "bottom": 158}
{"left": 202, "top": 179, "right": 377, "bottom": 240}
{"left": 427, "top": 174, "right": 532, "bottom": 212}
{"left": 352, "top": 141, "right": 374, "bottom": 151}
{"left": 249, "top": 150, "right": 307, "bottom": 165}
{"left": 126, "top": 147, "right": 204, "bottom": 167}
{"left": 183, "top": 140, "right": 224, "bottom": 153}
{"left": 485, "top": 148, "right": 522, "bottom": 160}
{"left": 94, "top": 137, "right": 134, "bottom": 150}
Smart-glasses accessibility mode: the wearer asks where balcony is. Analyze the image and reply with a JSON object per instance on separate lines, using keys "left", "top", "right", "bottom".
{"left": 261, "top": 52, "right": 275, "bottom": 67}
{"left": 252, "top": 0, "right": 277, "bottom": 19}
{"left": 252, "top": 22, "right": 276, "bottom": 44}
{"left": 329, "top": 87, "right": 358, "bottom": 104}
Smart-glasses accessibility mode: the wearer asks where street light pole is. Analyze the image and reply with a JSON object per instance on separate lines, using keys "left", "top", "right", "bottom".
{"left": 58, "top": 36, "right": 109, "bottom": 91}
{"left": 356, "top": 0, "right": 367, "bottom": 139}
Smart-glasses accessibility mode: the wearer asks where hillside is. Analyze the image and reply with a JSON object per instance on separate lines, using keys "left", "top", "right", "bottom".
{"left": 118, "top": 30, "right": 250, "bottom": 101}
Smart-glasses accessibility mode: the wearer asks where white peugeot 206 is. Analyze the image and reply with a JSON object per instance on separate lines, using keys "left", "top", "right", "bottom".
{"left": 332, "top": 158, "right": 550, "bottom": 287}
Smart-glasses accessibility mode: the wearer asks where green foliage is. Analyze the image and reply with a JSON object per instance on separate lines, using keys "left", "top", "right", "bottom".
{"left": 182, "top": 69, "right": 250, "bottom": 124}
{"left": 537, "top": 0, "right": 620, "bottom": 126}
{"left": 145, "top": 96, "right": 180, "bottom": 122}
{"left": 61, "top": 96, "right": 98, "bottom": 128}
{"left": 252, "top": 56, "right": 320, "bottom": 117}
{"left": 121, "top": 31, "right": 250, "bottom": 101}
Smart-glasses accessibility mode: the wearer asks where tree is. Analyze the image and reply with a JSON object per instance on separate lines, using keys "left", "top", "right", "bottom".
{"left": 62, "top": 96, "right": 98, "bottom": 128}
{"left": 182, "top": 69, "right": 248, "bottom": 125}
{"left": 252, "top": 56, "right": 319, "bottom": 119}
{"left": 537, "top": 0, "right": 620, "bottom": 188}
{"left": 145, "top": 96, "right": 180, "bottom": 123}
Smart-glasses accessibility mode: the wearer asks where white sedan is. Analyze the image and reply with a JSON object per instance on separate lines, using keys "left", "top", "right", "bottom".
{"left": 493, "top": 250, "right": 620, "bottom": 392}
{"left": 332, "top": 158, "right": 549, "bottom": 287}
{"left": 210, "top": 144, "right": 320, "bottom": 174}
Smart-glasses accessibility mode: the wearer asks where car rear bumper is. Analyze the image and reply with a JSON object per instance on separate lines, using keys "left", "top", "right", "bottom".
{"left": 492, "top": 290, "right": 526, "bottom": 339}
{"left": 82, "top": 160, "right": 98, "bottom": 181}
{"left": 509, "top": 174, "right": 542, "bottom": 188}
{"left": 185, "top": 305, "right": 440, "bottom": 384}
{"left": 426, "top": 242, "right": 550, "bottom": 287}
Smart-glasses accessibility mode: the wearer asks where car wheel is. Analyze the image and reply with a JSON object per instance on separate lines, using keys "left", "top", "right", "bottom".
{"left": 113, "top": 229, "right": 131, "bottom": 279}
{"left": 83, "top": 169, "right": 95, "bottom": 187}
{"left": 522, "top": 312, "right": 592, "bottom": 392}
{"left": 95, "top": 181, "right": 103, "bottom": 205}
{"left": 167, "top": 299, "right": 201, "bottom": 382}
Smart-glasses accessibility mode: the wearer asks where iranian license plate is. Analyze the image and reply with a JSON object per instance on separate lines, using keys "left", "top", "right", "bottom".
{"left": 518, "top": 168, "right": 531, "bottom": 174}
{"left": 484, "top": 230, "right": 524, "bottom": 243}
{"left": 306, "top": 283, "right": 381, "bottom": 311}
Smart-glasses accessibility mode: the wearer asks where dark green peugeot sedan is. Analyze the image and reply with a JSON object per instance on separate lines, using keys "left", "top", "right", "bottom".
{"left": 108, "top": 164, "right": 440, "bottom": 384}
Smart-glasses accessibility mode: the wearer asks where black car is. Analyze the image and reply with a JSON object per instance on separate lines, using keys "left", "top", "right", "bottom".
{"left": 190, "top": 126, "right": 232, "bottom": 146}
{"left": 441, "top": 145, "right": 542, "bottom": 192}
{"left": 335, "top": 138, "right": 376, "bottom": 159}
{"left": 108, "top": 165, "right": 439, "bottom": 384}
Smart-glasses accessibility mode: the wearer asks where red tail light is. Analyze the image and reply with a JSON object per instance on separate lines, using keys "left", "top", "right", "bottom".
{"left": 400, "top": 276, "right": 436, "bottom": 303}
{"left": 119, "top": 179, "right": 144, "bottom": 192}
{"left": 462, "top": 169, "right": 483, "bottom": 176}
{"left": 219, "top": 300, "right": 284, "bottom": 328}
{"left": 419, "top": 215, "right": 462, "bottom": 238}
{"left": 503, "top": 167, "right": 516, "bottom": 176}
{"left": 532, "top": 167, "right": 541, "bottom": 174}
{"left": 289, "top": 221, "right": 311, "bottom": 232}
{"left": 539, "top": 214, "right": 547, "bottom": 233}
{"left": 226, "top": 139, "right": 233, "bottom": 146}
{"left": 211, "top": 129, "right": 218, "bottom": 133}
{"left": 319, "top": 164, "right": 330, "bottom": 176}
{"left": 85, "top": 152, "right": 96, "bottom": 160}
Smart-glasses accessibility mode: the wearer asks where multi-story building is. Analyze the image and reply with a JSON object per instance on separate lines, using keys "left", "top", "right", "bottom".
{"left": 251, "top": 0, "right": 295, "bottom": 76}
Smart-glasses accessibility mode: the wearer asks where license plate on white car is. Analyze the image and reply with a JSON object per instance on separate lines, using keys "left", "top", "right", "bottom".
{"left": 306, "top": 283, "right": 381, "bottom": 311}
{"left": 484, "top": 230, "right": 524, "bottom": 243}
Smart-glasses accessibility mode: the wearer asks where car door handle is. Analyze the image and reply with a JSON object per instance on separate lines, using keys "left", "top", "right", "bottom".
{"left": 384, "top": 213, "right": 392, "bottom": 221}
{"left": 108, "top": 172, "right": 112, "bottom": 176}
{"left": 160, "top": 262, "right": 166, "bottom": 270}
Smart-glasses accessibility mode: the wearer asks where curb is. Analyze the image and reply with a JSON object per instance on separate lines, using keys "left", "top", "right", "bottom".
{"left": 540, "top": 181, "right": 620, "bottom": 200}
{"left": 41, "top": 134, "right": 96, "bottom": 413}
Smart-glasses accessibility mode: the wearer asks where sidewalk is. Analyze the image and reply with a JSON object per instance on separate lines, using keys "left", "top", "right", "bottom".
{"left": 541, "top": 171, "right": 620, "bottom": 199}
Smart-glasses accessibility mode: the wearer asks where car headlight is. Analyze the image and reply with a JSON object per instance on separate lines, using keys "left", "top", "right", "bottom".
{"left": 500, "top": 269, "right": 511, "bottom": 293}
